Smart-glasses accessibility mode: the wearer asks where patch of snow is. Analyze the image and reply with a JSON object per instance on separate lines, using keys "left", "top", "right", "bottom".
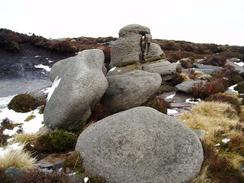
{"left": 3, "top": 127, "right": 20, "bottom": 136}
{"left": 34, "top": 55, "right": 41, "bottom": 58}
{"left": 109, "top": 67, "right": 116, "bottom": 72}
{"left": 117, "top": 69, "right": 121, "bottom": 72}
{"left": 185, "top": 98, "right": 201, "bottom": 104}
{"left": 0, "top": 95, "right": 16, "bottom": 109}
{"left": 222, "top": 138, "right": 230, "bottom": 144}
{"left": 41, "top": 87, "right": 52, "bottom": 94}
{"left": 47, "top": 77, "right": 61, "bottom": 102}
{"left": 0, "top": 107, "right": 44, "bottom": 135}
{"left": 48, "top": 60, "right": 53, "bottom": 63}
{"left": 84, "top": 177, "right": 89, "bottom": 183}
{"left": 0, "top": 143, "right": 24, "bottom": 157}
{"left": 215, "top": 143, "right": 220, "bottom": 147}
{"left": 165, "top": 93, "right": 175, "bottom": 100}
{"left": 34, "top": 64, "right": 51, "bottom": 72}
{"left": 167, "top": 109, "right": 178, "bottom": 116}
{"left": 227, "top": 84, "right": 238, "bottom": 94}
{"left": 234, "top": 62, "right": 244, "bottom": 67}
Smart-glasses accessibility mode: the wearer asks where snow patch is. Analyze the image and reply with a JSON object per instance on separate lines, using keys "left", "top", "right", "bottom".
{"left": 47, "top": 77, "right": 61, "bottom": 101}
{"left": 34, "top": 55, "right": 41, "bottom": 58}
{"left": 0, "top": 107, "right": 44, "bottom": 135}
{"left": 165, "top": 93, "right": 175, "bottom": 100}
{"left": 234, "top": 62, "right": 244, "bottom": 67}
{"left": 227, "top": 84, "right": 238, "bottom": 94}
{"left": 0, "top": 143, "right": 24, "bottom": 157}
{"left": 167, "top": 109, "right": 178, "bottom": 116}
{"left": 84, "top": 177, "right": 89, "bottom": 183}
{"left": 0, "top": 95, "right": 16, "bottom": 109}
{"left": 109, "top": 67, "right": 116, "bottom": 72}
{"left": 34, "top": 64, "right": 51, "bottom": 72}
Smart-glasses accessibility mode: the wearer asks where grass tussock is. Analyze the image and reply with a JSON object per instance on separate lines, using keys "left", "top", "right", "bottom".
{"left": 13, "top": 132, "right": 42, "bottom": 145}
{"left": 193, "top": 141, "right": 244, "bottom": 183}
{"left": 180, "top": 102, "right": 239, "bottom": 137}
{"left": 0, "top": 145, "right": 36, "bottom": 170}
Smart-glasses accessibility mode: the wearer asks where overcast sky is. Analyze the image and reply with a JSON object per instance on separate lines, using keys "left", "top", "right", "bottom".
{"left": 0, "top": 0, "right": 243, "bottom": 46}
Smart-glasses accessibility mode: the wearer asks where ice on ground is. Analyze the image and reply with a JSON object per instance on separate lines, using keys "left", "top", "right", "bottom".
{"left": 185, "top": 98, "right": 201, "bottom": 104}
{"left": 167, "top": 109, "right": 178, "bottom": 116}
{"left": 234, "top": 62, "right": 244, "bottom": 67}
{"left": 47, "top": 77, "right": 61, "bottom": 101}
{"left": 0, "top": 143, "right": 23, "bottom": 157}
{"left": 34, "top": 64, "right": 51, "bottom": 72}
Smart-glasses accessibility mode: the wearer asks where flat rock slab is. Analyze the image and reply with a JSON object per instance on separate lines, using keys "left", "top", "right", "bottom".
{"left": 76, "top": 107, "right": 203, "bottom": 183}
{"left": 176, "top": 80, "right": 206, "bottom": 93}
{"left": 142, "top": 60, "right": 179, "bottom": 75}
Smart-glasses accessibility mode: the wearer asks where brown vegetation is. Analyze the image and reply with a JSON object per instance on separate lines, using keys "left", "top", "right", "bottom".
{"left": 8, "top": 94, "right": 38, "bottom": 112}
{"left": 192, "top": 78, "right": 229, "bottom": 99}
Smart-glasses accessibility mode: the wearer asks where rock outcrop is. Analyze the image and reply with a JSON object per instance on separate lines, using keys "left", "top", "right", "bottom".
{"left": 102, "top": 70, "right": 162, "bottom": 112}
{"left": 44, "top": 49, "right": 108, "bottom": 130}
{"left": 76, "top": 107, "right": 203, "bottom": 183}
{"left": 110, "top": 24, "right": 165, "bottom": 67}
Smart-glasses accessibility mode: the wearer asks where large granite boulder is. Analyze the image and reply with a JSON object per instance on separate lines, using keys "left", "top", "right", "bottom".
{"left": 102, "top": 70, "right": 162, "bottom": 112}
{"left": 76, "top": 107, "right": 203, "bottom": 183}
{"left": 119, "top": 24, "right": 150, "bottom": 37}
{"left": 44, "top": 49, "right": 108, "bottom": 130}
{"left": 110, "top": 34, "right": 141, "bottom": 67}
{"left": 142, "top": 60, "right": 180, "bottom": 76}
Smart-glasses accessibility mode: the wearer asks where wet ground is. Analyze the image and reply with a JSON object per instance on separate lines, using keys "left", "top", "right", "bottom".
{"left": 0, "top": 43, "right": 72, "bottom": 97}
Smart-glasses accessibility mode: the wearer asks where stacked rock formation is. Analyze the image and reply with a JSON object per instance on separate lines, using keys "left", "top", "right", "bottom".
{"left": 103, "top": 24, "right": 180, "bottom": 112}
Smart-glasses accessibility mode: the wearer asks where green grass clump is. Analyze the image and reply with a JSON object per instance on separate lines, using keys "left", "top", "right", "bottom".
{"left": 35, "top": 129, "right": 77, "bottom": 153}
{"left": 8, "top": 94, "right": 38, "bottom": 113}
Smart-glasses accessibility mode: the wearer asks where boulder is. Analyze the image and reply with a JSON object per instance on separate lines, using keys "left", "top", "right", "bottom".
{"left": 193, "top": 63, "right": 223, "bottom": 74}
{"left": 225, "top": 60, "right": 244, "bottom": 76}
{"left": 102, "top": 70, "right": 161, "bottom": 112}
{"left": 119, "top": 24, "right": 150, "bottom": 38}
{"left": 44, "top": 49, "right": 108, "bottom": 130}
{"left": 144, "top": 43, "right": 165, "bottom": 62}
{"left": 176, "top": 80, "right": 206, "bottom": 93}
{"left": 142, "top": 60, "right": 180, "bottom": 76}
{"left": 110, "top": 35, "right": 141, "bottom": 67}
{"left": 76, "top": 107, "right": 203, "bottom": 183}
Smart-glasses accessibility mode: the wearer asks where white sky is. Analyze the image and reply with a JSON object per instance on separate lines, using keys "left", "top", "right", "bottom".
{"left": 0, "top": 0, "right": 243, "bottom": 46}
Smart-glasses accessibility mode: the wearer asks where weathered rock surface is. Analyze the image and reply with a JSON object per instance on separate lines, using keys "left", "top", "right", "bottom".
{"left": 176, "top": 80, "right": 206, "bottom": 93}
{"left": 44, "top": 49, "right": 108, "bottom": 130}
{"left": 102, "top": 70, "right": 162, "bottom": 112}
{"left": 110, "top": 35, "right": 141, "bottom": 67}
{"left": 225, "top": 60, "right": 244, "bottom": 76}
{"left": 142, "top": 60, "right": 180, "bottom": 75}
{"left": 144, "top": 43, "right": 165, "bottom": 62}
{"left": 193, "top": 63, "right": 223, "bottom": 74}
{"left": 76, "top": 107, "right": 203, "bottom": 183}
{"left": 119, "top": 24, "right": 150, "bottom": 38}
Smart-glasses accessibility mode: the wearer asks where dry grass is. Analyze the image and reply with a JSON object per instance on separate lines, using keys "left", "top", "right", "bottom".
{"left": 13, "top": 132, "right": 41, "bottom": 144}
{"left": 180, "top": 102, "right": 239, "bottom": 139}
{"left": 0, "top": 145, "right": 36, "bottom": 170}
